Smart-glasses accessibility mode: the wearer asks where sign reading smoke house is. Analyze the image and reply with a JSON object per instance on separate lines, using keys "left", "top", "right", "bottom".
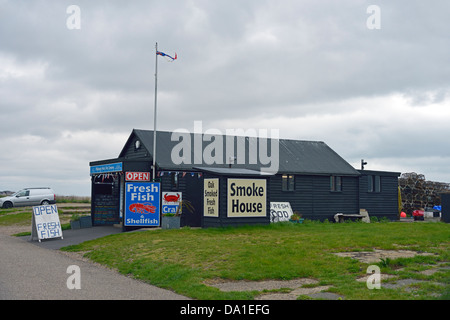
{"left": 125, "top": 182, "right": 160, "bottom": 226}
{"left": 204, "top": 178, "right": 219, "bottom": 217}
{"left": 227, "top": 179, "right": 266, "bottom": 217}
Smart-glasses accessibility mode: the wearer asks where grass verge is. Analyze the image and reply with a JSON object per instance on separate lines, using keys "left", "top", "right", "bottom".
{"left": 60, "top": 221, "right": 450, "bottom": 300}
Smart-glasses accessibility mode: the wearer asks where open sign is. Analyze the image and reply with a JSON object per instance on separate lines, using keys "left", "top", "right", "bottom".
{"left": 126, "top": 171, "right": 150, "bottom": 181}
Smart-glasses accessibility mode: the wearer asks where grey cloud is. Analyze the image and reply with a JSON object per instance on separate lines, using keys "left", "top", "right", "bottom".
{"left": 1, "top": 0, "right": 450, "bottom": 195}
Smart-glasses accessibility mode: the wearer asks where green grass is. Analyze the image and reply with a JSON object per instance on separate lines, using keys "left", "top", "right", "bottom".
{"left": 0, "top": 211, "right": 32, "bottom": 225}
{"left": 55, "top": 195, "right": 91, "bottom": 203}
{"left": 61, "top": 221, "right": 450, "bottom": 300}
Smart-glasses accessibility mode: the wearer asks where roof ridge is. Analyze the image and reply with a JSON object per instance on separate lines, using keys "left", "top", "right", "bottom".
{"left": 119, "top": 128, "right": 359, "bottom": 175}
{"left": 132, "top": 128, "right": 323, "bottom": 144}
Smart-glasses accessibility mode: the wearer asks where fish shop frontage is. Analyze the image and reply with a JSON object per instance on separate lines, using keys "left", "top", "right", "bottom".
{"left": 89, "top": 129, "right": 400, "bottom": 231}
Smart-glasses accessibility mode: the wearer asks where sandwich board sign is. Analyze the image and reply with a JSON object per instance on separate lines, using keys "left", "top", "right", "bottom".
{"left": 31, "top": 204, "right": 63, "bottom": 242}
{"left": 270, "top": 202, "right": 293, "bottom": 222}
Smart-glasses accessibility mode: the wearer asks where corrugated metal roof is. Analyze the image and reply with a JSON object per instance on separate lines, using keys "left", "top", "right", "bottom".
{"left": 193, "top": 167, "right": 272, "bottom": 176}
{"left": 119, "top": 129, "right": 360, "bottom": 176}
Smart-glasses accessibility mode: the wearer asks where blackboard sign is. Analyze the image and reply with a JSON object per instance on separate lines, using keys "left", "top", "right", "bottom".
{"left": 31, "top": 205, "right": 63, "bottom": 242}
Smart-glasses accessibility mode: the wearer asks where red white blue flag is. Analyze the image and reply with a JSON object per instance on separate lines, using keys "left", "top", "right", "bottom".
{"left": 157, "top": 51, "right": 177, "bottom": 61}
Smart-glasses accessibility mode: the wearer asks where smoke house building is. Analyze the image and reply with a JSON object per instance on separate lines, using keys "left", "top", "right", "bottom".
{"left": 90, "top": 129, "right": 400, "bottom": 229}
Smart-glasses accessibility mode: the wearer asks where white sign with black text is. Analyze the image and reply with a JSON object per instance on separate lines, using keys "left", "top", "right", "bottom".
{"left": 270, "top": 202, "right": 293, "bottom": 222}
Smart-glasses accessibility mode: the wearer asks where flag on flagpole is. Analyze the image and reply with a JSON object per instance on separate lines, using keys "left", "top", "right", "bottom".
{"left": 157, "top": 51, "right": 177, "bottom": 61}
{"left": 152, "top": 44, "right": 177, "bottom": 181}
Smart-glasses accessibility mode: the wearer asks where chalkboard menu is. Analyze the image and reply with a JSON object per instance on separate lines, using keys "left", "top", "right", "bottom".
{"left": 92, "top": 177, "right": 120, "bottom": 225}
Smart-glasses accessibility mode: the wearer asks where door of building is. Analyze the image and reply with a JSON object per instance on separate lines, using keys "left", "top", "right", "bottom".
{"left": 181, "top": 174, "right": 203, "bottom": 227}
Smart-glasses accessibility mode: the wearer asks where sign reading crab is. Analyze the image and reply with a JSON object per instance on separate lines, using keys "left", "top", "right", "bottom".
{"left": 162, "top": 192, "right": 182, "bottom": 214}
{"left": 125, "top": 182, "right": 160, "bottom": 227}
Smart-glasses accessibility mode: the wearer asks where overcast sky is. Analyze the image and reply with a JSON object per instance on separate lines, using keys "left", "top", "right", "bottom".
{"left": 1, "top": 0, "right": 449, "bottom": 196}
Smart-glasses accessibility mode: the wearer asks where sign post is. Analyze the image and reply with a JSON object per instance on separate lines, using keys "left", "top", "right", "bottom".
{"left": 31, "top": 204, "right": 63, "bottom": 242}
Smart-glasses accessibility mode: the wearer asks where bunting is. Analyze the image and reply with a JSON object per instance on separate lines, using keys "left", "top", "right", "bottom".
{"left": 157, "top": 171, "right": 203, "bottom": 178}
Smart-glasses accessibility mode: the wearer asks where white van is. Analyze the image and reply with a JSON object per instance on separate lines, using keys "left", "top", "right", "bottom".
{"left": 0, "top": 187, "right": 56, "bottom": 208}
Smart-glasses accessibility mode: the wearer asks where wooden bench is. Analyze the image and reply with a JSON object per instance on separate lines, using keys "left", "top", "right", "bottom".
{"left": 334, "top": 213, "right": 364, "bottom": 223}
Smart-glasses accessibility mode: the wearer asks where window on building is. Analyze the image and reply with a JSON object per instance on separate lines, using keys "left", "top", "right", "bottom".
{"left": 282, "top": 174, "right": 295, "bottom": 191}
{"left": 368, "top": 175, "right": 381, "bottom": 193}
{"left": 330, "top": 176, "right": 342, "bottom": 192}
{"left": 375, "top": 175, "right": 381, "bottom": 192}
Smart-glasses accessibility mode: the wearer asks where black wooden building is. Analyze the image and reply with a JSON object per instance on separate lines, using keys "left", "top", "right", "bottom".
{"left": 89, "top": 129, "right": 400, "bottom": 228}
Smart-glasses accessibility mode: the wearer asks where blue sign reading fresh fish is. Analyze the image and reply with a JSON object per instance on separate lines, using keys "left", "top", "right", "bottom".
{"left": 125, "top": 182, "right": 160, "bottom": 226}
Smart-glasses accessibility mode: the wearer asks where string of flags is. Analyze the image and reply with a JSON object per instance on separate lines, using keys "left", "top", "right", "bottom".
{"left": 93, "top": 172, "right": 121, "bottom": 183}
{"left": 92, "top": 171, "right": 203, "bottom": 181}
{"left": 157, "top": 171, "right": 203, "bottom": 178}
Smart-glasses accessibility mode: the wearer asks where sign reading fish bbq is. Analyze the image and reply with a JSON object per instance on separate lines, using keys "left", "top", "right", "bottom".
{"left": 227, "top": 179, "right": 266, "bottom": 217}
{"left": 125, "top": 182, "right": 160, "bottom": 226}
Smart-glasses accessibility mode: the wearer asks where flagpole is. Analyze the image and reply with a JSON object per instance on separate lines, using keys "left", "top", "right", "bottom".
{"left": 152, "top": 42, "right": 158, "bottom": 181}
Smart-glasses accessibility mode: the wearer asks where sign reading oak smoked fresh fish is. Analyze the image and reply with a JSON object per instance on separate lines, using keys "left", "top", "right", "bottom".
{"left": 204, "top": 178, "right": 219, "bottom": 217}
{"left": 227, "top": 179, "right": 266, "bottom": 217}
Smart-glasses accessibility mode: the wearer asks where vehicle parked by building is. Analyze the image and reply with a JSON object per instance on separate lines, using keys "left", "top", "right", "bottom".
{"left": 0, "top": 187, "right": 56, "bottom": 208}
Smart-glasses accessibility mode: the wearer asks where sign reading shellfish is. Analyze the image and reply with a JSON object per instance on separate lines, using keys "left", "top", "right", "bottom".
{"left": 162, "top": 192, "right": 182, "bottom": 215}
{"left": 125, "top": 182, "right": 160, "bottom": 226}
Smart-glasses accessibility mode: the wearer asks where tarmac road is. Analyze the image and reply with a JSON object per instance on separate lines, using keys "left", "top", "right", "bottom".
{"left": 0, "top": 229, "right": 189, "bottom": 300}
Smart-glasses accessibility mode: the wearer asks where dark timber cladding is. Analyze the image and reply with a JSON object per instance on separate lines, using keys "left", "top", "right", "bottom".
{"left": 118, "top": 129, "right": 363, "bottom": 221}
{"left": 198, "top": 167, "right": 270, "bottom": 228}
{"left": 90, "top": 128, "right": 401, "bottom": 227}
{"left": 358, "top": 170, "right": 401, "bottom": 219}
